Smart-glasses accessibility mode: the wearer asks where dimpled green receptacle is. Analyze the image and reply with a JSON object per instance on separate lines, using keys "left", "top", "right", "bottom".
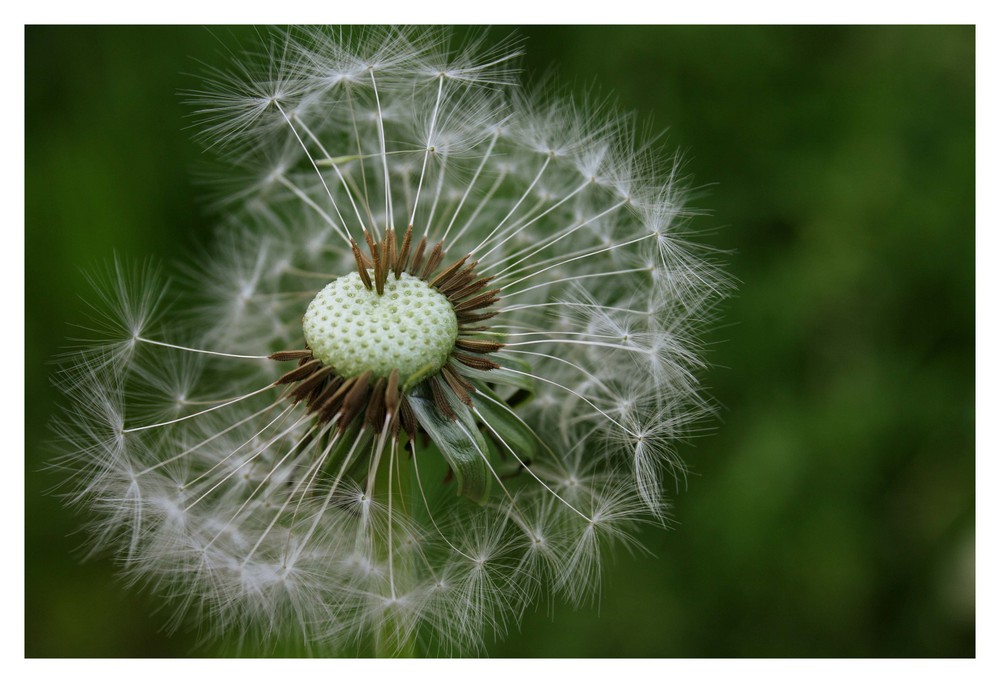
{"left": 302, "top": 271, "right": 459, "bottom": 383}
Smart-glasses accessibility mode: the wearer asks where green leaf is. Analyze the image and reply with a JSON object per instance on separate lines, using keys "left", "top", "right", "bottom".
{"left": 408, "top": 393, "right": 491, "bottom": 505}
{"left": 472, "top": 385, "right": 538, "bottom": 464}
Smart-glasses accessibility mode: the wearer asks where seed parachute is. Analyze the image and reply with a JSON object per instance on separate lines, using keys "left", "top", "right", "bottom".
{"left": 54, "top": 26, "right": 726, "bottom": 655}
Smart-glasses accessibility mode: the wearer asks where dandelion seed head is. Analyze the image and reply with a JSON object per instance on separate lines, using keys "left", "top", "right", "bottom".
{"left": 52, "top": 26, "right": 727, "bottom": 655}
{"left": 303, "top": 271, "right": 457, "bottom": 381}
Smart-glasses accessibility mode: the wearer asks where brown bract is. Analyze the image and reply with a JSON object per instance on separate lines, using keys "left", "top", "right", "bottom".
{"left": 269, "top": 225, "right": 505, "bottom": 437}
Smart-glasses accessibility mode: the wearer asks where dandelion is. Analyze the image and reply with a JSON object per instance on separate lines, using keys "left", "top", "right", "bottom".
{"left": 54, "top": 26, "right": 725, "bottom": 655}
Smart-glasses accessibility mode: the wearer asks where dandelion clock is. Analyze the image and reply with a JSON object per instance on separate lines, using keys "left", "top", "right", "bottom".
{"left": 54, "top": 26, "right": 726, "bottom": 656}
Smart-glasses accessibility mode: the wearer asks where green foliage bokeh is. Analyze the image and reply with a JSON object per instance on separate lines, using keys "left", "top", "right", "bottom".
{"left": 24, "top": 25, "right": 974, "bottom": 657}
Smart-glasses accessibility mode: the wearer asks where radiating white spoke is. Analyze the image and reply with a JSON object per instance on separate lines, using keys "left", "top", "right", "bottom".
{"left": 424, "top": 150, "right": 449, "bottom": 238}
{"left": 483, "top": 199, "right": 628, "bottom": 274}
{"left": 410, "top": 76, "right": 445, "bottom": 230}
{"left": 296, "top": 117, "right": 373, "bottom": 239}
{"left": 475, "top": 179, "right": 590, "bottom": 260}
{"left": 292, "top": 428, "right": 368, "bottom": 559}
{"left": 443, "top": 129, "right": 499, "bottom": 246}
{"left": 274, "top": 102, "right": 352, "bottom": 246}
{"left": 498, "top": 300, "right": 652, "bottom": 317}
{"left": 135, "top": 337, "right": 271, "bottom": 360}
{"left": 471, "top": 156, "right": 551, "bottom": 257}
{"left": 276, "top": 175, "right": 349, "bottom": 243}
{"left": 386, "top": 428, "right": 398, "bottom": 599}
{"left": 496, "top": 365, "right": 637, "bottom": 437}
{"left": 411, "top": 438, "right": 477, "bottom": 562}
{"left": 245, "top": 426, "right": 344, "bottom": 566}
{"left": 448, "top": 168, "right": 507, "bottom": 250}
{"left": 370, "top": 69, "right": 394, "bottom": 234}
{"left": 207, "top": 420, "right": 326, "bottom": 548}
{"left": 122, "top": 383, "right": 276, "bottom": 434}
{"left": 136, "top": 399, "right": 284, "bottom": 477}
{"left": 472, "top": 399, "right": 591, "bottom": 523}
{"left": 496, "top": 233, "right": 655, "bottom": 287}
{"left": 183, "top": 409, "right": 306, "bottom": 511}
{"left": 496, "top": 348, "right": 612, "bottom": 393}
{"left": 500, "top": 267, "right": 649, "bottom": 299}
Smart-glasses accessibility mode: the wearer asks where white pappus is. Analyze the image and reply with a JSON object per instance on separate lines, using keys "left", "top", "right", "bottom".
{"left": 53, "top": 26, "right": 727, "bottom": 655}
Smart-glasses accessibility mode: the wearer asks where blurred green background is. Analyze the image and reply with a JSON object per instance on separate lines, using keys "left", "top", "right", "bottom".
{"left": 24, "top": 26, "right": 974, "bottom": 657}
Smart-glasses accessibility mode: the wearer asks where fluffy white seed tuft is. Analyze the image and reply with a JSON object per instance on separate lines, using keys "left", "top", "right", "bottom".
{"left": 54, "top": 26, "right": 727, "bottom": 655}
